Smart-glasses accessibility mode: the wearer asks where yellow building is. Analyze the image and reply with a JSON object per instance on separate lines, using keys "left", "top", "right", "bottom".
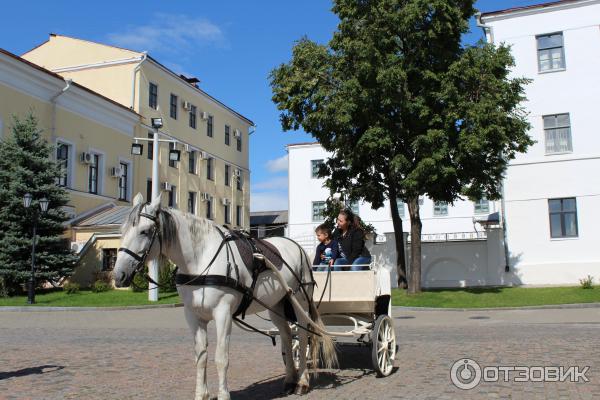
{"left": 1, "top": 34, "right": 254, "bottom": 286}
{"left": 23, "top": 34, "right": 253, "bottom": 230}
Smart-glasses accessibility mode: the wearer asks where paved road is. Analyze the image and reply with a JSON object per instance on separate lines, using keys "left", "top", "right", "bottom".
{"left": 1, "top": 306, "right": 600, "bottom": 399}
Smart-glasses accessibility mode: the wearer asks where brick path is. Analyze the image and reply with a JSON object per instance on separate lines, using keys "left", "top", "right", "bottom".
{"left": 1, "top": 307, "right": 599, "bottom": 399}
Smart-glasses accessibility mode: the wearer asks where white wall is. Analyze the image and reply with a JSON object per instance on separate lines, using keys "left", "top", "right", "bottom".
{"left": 483, "top": 1, "right": 600, "bottom": 285}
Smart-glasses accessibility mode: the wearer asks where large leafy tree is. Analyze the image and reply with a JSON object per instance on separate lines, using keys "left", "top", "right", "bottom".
{"left": 271, "top": 0, "right": 533, "bottom": 293}
{"left": 0, "top": 113, "right": 75, "bottom": 295}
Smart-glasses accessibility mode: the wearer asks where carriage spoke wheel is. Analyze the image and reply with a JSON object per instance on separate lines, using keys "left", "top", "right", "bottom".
{"left": 371, "top": 315, "right": 396, "bottom": 377}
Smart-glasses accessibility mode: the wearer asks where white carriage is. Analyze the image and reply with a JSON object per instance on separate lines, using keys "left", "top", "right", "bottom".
{"left": 309, "top": 263, "right": 397, "bottom": 377}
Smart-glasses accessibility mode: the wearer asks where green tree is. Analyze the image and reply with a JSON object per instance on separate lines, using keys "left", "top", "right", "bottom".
{"left": 271, "top": 0, "right": 533, "bottom": 293}
{"left": 0, "top": 113, "right": 75, "bottom": 295}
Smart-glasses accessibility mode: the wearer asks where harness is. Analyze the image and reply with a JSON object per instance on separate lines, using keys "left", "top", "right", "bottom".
{"left": 118, "top": 207, "right": 319, "bottom": 344}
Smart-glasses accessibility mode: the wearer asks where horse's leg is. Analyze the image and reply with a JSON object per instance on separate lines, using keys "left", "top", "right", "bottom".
{"left": 295, "top": 327, "right": 311, "bottom": 394}
{"left": 214, "top": 305, "right": 233, "bottom": 400}
{"left": 185, "top": 308, "right": 210, "bottom": 400}
{"left": 268, "top": 302, "right": 297, "bottom": 393}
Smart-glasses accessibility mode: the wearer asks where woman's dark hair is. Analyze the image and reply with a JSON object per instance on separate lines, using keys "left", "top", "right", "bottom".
{"left": 338, "top": 208, "right": 355, "bottom": 229}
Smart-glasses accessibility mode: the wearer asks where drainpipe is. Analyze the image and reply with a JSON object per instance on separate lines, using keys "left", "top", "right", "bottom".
{"left": 131, "top": 52, "right": 148, "bottom": 110}
{"left": 475, "top": 12, "right": 495, "bottom": 44}
{"left": 50, "top": 78, "right": 72, "bottom": 145}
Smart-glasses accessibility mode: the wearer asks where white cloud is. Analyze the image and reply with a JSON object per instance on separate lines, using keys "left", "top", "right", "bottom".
{"left": 106, "top": 14, "right": 226, "bottom": 53}
{"left": 252, "top": 176, "right": 288, "bottom": 191}
{"left": 265, "top": 154, "right": 288, "bottom": 173}
{"left": 250, "top": 191, "right": 288, "bottom": 212}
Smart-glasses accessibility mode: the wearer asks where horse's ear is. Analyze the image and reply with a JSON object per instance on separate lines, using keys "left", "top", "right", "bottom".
{"left": 133, "top": 193, "right": 144, "bottom": 207}
{"left": 147, "top": 192, "right": 162, "bottom": 214}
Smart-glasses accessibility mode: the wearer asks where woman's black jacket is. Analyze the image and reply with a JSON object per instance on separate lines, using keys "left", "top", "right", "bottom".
{"left": 332, "top": 227, "right": 371, "bottom": 264}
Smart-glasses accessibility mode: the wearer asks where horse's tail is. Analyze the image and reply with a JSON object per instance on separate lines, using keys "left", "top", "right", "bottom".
{"left": 307, "top": 296, "right": 338, "bottom": 370}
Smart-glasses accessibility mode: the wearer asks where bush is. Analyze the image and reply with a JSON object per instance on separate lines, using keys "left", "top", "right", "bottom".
{"left": 159, "top": 261, "right": 177, "bottom": 292}
{"left": 92, "top": 280, "right": 111, "bottom": 293}
{"left": 580, "top": 275, "right": 594, "bottom": 289}
{"left": 0, "top": 276, "right": 8, "bottom": 298}
{"left": 64, "top": 282, "right": 80, "bottom": 294}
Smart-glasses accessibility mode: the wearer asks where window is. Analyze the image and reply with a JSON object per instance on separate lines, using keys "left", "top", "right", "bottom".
{"left": 236, "top": 133, "right": 242, "bottom": 152}
{"left": 225, "top": 164, "right": 231, "bottom": 186}
{"left": 88, "top": 154, "right": 100, "bottom": 194}
{"left": 312, "top": 201, "right": 326, "bottom": 222}
{"left": 147, "top": 132, "right": 153, "bottom": 159}
{"left": 170, "top": 94, "right": 178, "bottom": 119}
{"left": 311, "top": 159, "right": 324, "bottom": 178}
{"left": 188, "top": 192, "right": 196, "bottom": 215}
{"left": 474, "top": 198, "right": 489, "bottom": 214}
{"left": 225, "top": 125, "right": 230, "bottom": 146}
{"left": 102, "top": 249, "right": 118, "bottom": 271}
{"left": 189, "top": 151, "right": 196, "bottom": 174}
{"left": 146, "top": 179, "right": 152, "bottom": 202}
{"left": 168, "top": 142, "right": 177, "bottom": 168}
{"left": 549, "top": 198, "right": 578, "bottom": 238}
{"left": 537, "top": 33, "right": 565, "bottom": 72}
{"left": 224, "top": 203, "right": 231, "bottom": 224}
{"left": 207, "top": 115, "right": 213, "bottom": 137}
{"left": 236, "top": 205, "right": 242, "bottom": 226}
{"left": 118, "top": 162, "right": 128, "bottom": 201}
{"left": 168, "top": 185, "right": 177, "bottom": 208}
{"left": 56, "top": 143, "right": 69, "bottom": 187}
{"left": 149, "top": 82, "right": 158, "bottom": 109}
{"left": 207, "top": 157, "right": 214, "bottom": 180}
{"left": 433, "top": 201, "right": 448, "bottom": 216}
{"left": 237, "top": 171, "right": 243, "bottom": 191}
{"left": 189, "top": 105, "right": 197, "bottom": 129}
{"left": 544, "top": 113, "right": 572, "bottom": 154}
{"left": 395, "top": 199, "right": 405, "bottom": 218}
{"left": 206, "top": 196, "right": 213, "bottom": 219}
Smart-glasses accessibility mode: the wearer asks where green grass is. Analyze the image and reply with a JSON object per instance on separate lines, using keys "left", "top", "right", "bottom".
{"left": 392, "top": 286, "right": 600, "bottom": 308}
{"left": 0, "top": 288, "right": 181, "bottom": 307}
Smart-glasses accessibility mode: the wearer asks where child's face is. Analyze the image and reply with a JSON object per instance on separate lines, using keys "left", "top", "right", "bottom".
{"left": 316, "top": 231, "right": 329, "bottom": 243}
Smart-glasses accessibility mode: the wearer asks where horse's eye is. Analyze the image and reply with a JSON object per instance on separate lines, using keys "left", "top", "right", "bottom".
{"left": 140, "top": 230, "right": 148, "bottom": 236}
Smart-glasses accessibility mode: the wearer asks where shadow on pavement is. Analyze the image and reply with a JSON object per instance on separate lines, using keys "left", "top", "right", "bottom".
{"left": 0, "top": 365, "right": 65, "bottom": 381}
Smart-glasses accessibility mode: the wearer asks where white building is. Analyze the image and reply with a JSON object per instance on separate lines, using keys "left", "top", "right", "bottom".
{"left": 480, "top": 0, "right": 600, "bottom": 285}
{"left": 287, "top": 142, "right": 496, "bottom": 251}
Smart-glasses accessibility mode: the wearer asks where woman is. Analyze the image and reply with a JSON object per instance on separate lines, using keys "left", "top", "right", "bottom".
{"left": 332, "top": 209, "right": 372, "bottom": 271}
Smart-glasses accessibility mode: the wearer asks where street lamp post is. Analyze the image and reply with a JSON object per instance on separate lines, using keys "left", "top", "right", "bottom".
{"left": 131, "top": 118, "right": 180, "bottom": 301}
{"left": 23, "top": 193, "right": 49, "bottom": 304}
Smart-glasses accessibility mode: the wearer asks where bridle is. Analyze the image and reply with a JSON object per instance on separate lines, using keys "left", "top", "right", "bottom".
{"left": 118, "top": 210, "right": 161, "bottom": 283}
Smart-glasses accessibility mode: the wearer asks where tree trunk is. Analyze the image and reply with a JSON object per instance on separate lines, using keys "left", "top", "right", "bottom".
{"left": 388, "top": 187, "right": 407, "bottom": 289}
{"left": 407, "top": 196, "right": 422, "bottom": 294}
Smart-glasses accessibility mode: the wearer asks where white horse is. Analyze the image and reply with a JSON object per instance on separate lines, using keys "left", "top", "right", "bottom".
{"left": 113, "top": 194, "right": 337, "bottom": 400}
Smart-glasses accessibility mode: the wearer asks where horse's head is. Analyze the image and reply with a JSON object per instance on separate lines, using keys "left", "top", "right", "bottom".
{"left": 113, "top": 193, "right": 162, "bottom": 287}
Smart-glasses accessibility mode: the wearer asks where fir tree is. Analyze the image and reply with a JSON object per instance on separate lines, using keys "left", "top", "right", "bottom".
{"left": 0, "top": 113, "right": 75, "bottom": 295}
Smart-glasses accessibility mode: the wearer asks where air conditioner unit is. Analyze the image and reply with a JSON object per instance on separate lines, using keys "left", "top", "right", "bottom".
{"left": 182, "top": 101, "right": 191, "bottom": 110}
{"left": 161, "top": 182, "right": 173, "bottom": 191}
{"left": 234, "top": 169, "right": 241, "bottom": 177}
{"left": 110, "top": 166, "right": 123, "bottom": 178}
{"left": 233, "top": 129, "right": 241, "bottom": 138}
{"left": 80, "top": 152, "right": 93, "bottom": 164}
{"left": 199, "top": 151, "right": 209, "bottom": 160}
{"left": 221, "top": 198, "right": 230, "bottom": 206}
{"left": 200, "top": 112, "right": 209, "bottom": 120}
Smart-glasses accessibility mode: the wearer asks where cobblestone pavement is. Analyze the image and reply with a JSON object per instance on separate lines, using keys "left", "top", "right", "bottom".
{"left": 1, "top": 307, "right": 600, "bottom": 399}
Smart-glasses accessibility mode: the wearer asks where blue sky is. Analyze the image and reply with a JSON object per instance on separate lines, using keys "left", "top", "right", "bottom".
{"left": 1, "top": 0, "right": 545, "bottom": 211}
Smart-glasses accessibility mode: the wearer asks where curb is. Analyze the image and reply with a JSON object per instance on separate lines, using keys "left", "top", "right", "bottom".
{"left": 0, "top": 303, "right": 184, "bottom": 312}
{"left": 393, "top": 302, "right": 600, "bottom": 311}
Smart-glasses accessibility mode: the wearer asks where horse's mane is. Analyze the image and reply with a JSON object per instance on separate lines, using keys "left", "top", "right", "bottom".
{"left": 121, "top": 203, "right": 215, "bottom": 248}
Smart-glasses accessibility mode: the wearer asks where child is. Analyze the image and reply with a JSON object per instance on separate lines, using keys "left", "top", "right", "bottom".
{"left": 313, "top": 224, "right": 339, "bottom": 270}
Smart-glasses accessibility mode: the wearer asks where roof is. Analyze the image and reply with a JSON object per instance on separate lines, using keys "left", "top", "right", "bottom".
{"left": 480, "top": 0, "right": 586, "bottom": 18}
{"left": 29, "top": 33, "right": 254, "bottom": 126}
{"left": 286, "top": 141, "right": 320, "bottom": 148}
{"left": 250, "top": 210, "right": 288, "bottom": 226}
{"left": 0, "top": 47, "right": 139, "bottom": 117}
{"left": 75, "top": 206, "right": 132, "bottom": 227}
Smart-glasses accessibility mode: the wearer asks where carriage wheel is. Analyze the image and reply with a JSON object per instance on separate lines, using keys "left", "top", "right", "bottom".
{"left": 371, "top": 314, "right": 396, "bottom": 377}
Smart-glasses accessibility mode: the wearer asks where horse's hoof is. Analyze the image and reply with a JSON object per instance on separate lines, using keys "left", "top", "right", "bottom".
{"left": 294, "top": 384, "right": 310, "bottom": 395}
{"left": 283, "top": 382, "right": 296, "bottom": 394}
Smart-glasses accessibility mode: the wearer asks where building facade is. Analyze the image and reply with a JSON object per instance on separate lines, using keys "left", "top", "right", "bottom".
{"left": 480, "top": 0, "right": 600, "bottom": 285}
{"left": 23, "top": 34, "right": 253, "bottom": 229}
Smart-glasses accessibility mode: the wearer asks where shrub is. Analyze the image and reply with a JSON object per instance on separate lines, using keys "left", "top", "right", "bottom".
{"left": 130, "top": 265, "right": 148, "bottom": 292}
{"left": 580, "top": 275, "right": 594, "bottom": 289}
{"left": 92, "top": 280, "right": 111, "bottom": 293}
{"left": 0, "top": 276, "right": 8, "bottom": 298}
{"left": 159, "top": 261, "right": 177, "bottom": 292}
{"left": 64, "top": 282, "right": 80, "bottom": 294}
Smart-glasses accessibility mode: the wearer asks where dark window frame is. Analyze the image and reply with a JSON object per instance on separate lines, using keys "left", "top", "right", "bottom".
{"left": 102, "top": 248, "right": 118, "bottom": 271}
{"left": 88, "top": 154, "right": 99, "bottom": 194}
{"left": 188, "top": 191, "right": 196, "bottom": 215}
{"left": 149, "top": 82, "right": 158, "bottom": 109}
{"left": 207, "top": 115, "right": 214, "bottom": 137}
{"left": 225, "top": 125, "right": 230, "bottom": 146}
{"left": 170, "top": 93, "right": 178, "bottom": 119}
{"left": 56, "top": 143, "right": 69, "bottom": 187}
{"left": 189, "top": 150, "right": 196, "bottom": 174}
{"left": 168, "top": 142, "right": 177, "bottom": 169}
{"left": 549, "top": 197, "right": 578, "bottom": 238}
{"left": 189, "top": 105, "right": 197, "bottom": 129}
{"left": 536, "top": 32, "right": 566, "bottom": 72}
{"left": 118, "top": 162, "right": 128, "bottom": 201}
{"left": 236, "top": 205, "right": 242, "bottom": 226}
{"left": 207, "top": 157, "right": 214, "bottom": 181}
{"left": 168, "top": 185, "right": 177, "bottom": 208}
